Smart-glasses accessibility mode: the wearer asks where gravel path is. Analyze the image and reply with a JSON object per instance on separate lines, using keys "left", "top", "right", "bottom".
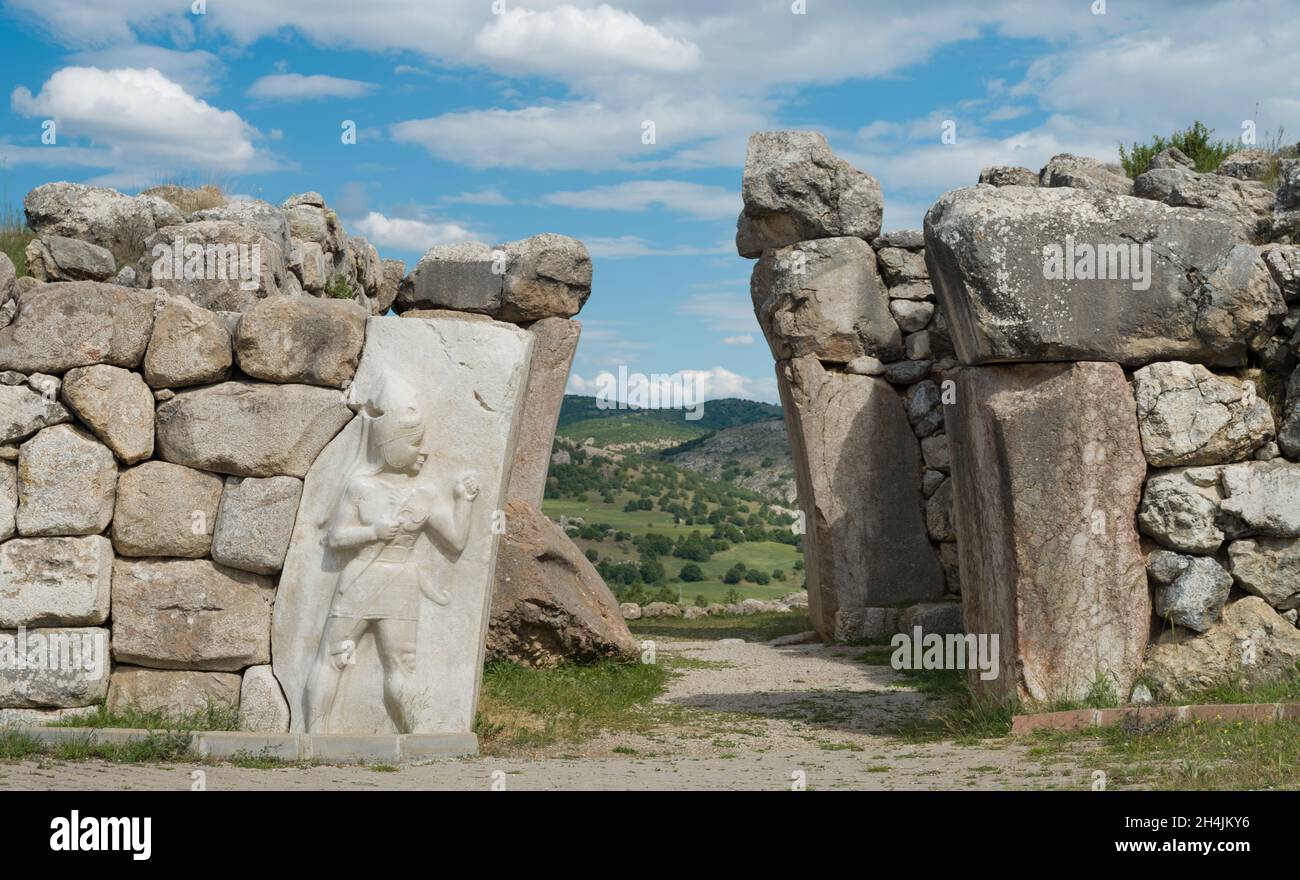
{"left": 0, "top": 637, "right": 1091, "bottom": 791}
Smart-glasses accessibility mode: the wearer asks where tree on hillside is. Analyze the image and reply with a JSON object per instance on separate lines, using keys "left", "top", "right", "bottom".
{"left": 1119, "top": 121, "right": 1235, "bottom": 178}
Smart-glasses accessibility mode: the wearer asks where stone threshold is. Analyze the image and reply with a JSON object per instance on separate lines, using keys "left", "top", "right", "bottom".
{"left": 7, "top": 726, "right": 478, "bottom": 762}
{"left": 1011, "top": 703, "right": 1300, "bottom": 736}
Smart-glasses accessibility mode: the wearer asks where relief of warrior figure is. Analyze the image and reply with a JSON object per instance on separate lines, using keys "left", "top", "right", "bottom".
{"left": 302, "top": 376, "right": 480, "bottom": 734}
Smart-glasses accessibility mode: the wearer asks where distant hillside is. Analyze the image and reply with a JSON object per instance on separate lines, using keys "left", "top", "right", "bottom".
{"left": 556, "top": 395, "right": 783, "bottom": 452}
{"left": 659, "top": 421, "right": 797, "bottom": 504}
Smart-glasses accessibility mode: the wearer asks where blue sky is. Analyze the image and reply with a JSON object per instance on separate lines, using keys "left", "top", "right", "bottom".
{"left": 1, "top": 0, "right": 1296, "bottom": 402}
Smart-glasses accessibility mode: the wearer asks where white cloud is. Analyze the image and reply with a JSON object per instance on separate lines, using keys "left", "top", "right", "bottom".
{"left": 10, "top": 66, "right": 261, "bottom": 172}
{"left": 543, "top": 180, "right": 739, "bottom": 220}
{"left": 474, "top": 4, "right": 700, "bottom": 76}
{"left": 443, "top": 189, "right": 514, "bottom": 206}
{"left": 247, "top": 73, "right": 377, "bottom": 101}
{"left": 721, "top": 334, "right": 754, "bottom": 346}
{"left": 350, "top": 211, "right": 479, "bottom": 253}
{"left": 566, "top": 366, "right": 775, "bottom": 404}
{"left": 67, "top": 45, "right": 224, "bottom": 96}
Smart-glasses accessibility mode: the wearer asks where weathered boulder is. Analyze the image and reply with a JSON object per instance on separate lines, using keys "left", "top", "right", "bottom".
{"left": 508, "top": 318, "right": 581, "bottom": 507}
{"left": 889, "top": 299, "right": 934, "bottom": 332}
{"left": 0, "top": 382, "right": 69, "bottom": 445}
{"left": 876, "top": 247, "right": 929, "bottom": 285}
{"left": 136, "top": 220, "right": 287, "bottom": 312}
{"left": 872, "top": 229, "right": 924, "bottom": 250}
{"left": 111, "top": 558, "right": 274, "bottom": 671}
{"left": 1218, "top": 460, "right": 1300, "bottom": 536}
{"left": 948, "top": 362, "right": 1149, "bottom": 703}
{"left": 238, "top": 665, "right": 291, "bottom": 733}
{"left": 60, "top": 364, "right": 155, "bottom": 463}
{"left": 1229, "top": 537, "right": 1300, "bottom": 610}
{"left": 211, "top": 476, "right": 302, "bottom": 574}
{"left": 1142, "top": 597, "right": 1300, "bottom": 701}
{"left": 736, "top": 131, "right": 883, "bottom": 257}
{"left": 925, "top": 475, "right": 956, "bottom": 542}
{"left": 0, "top": 253, "right": 16, "bottom": 308}
{"left": 1134, "top": 166, "right": 1276, "bottom": 241}
{"left": 16, "top": 425, "right": 117, "bottom": 537}
{"left": 143, "top": 295, "right": 233, "bottom": 388}
{"left": 0, "top": 536, "right": 112, "bottom": 627}
{"left": 23, "top": 182, "right": 182, "bottom": 256}
{"left": 1147, "top": 551, "right": 1232, "bottom": 632}
{"left": 25, "top": 234, "right": 116, "bottom": 282}
{"left": 905, "top": 379, "right": 945, "bottom": 438}
{"left": 107, "top": 668, "right": 241, "bottom": 718}
{"left": 1260, "top": 244, "right": 1300, "bottom": 303}
{"left": 282, "top": 193, "right": 347, "bottom": 254}
{"left": 924, "top": 185, "right": 1283, "bottom": 366}
{"left": 1133, "top": 361, "right": 1273, "bottom": 466}
{"left": 1138, "top": 466, "right": 1226, "bottom": 554}
{"left": 778, "top": 357, "right": 944, "bottom": 640}
{"left": 499, "top": 234, "right": 592, "bottom": 322}
{"left": 750, "top": 237, "right": 902, "bottom": 363}
{"left": 190, "top": 198, "right": 292, "bottom": 256}
{"left": 978, "top": 166, "right": 1039, "bottom": 187}
{"left": 1217, "top": 149, "right": 1274, "bottom": 181}
{"left": 0, "top": 627, "right": 110, "bottom": 708}
{"left": 376, "top": 258, "right": 404, "bottom": 314}
{"left": 487, "top": 500, "right": 639, "bottom": 666}
{"left": 111, "top": 461, "right": 223, "bottom": 558}
{"left": 0, "top": 282, "right": 157, "bottom": 374}
{"left": 1039, "top": 153, "right": 1134, "bottom": 194}
{"left": 619, "top": 602, "right": 641, "bottom": 620}
{"left": 155, "top": 381, "right": 351, "bottom": 478}
{"left": 233, "top": 296, "right": 367, "bottom": 387}
{"left": 347, "top": 236, "right": 384, "bottom": 301}
{"left": 1147, "top": 146, "right": 1195, "bottom": 171}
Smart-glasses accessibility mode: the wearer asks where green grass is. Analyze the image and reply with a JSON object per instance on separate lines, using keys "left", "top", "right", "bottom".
{"left": 543, "top": 491, "right": 802, "bottom": 603}
{"left": 49, "top": 701, "right": 240, "bottom": 732}
{"left": 474, "top": 659, "right": 672, "bottom": 754}
{"left": 1026, "top": 718, "right": 1300, "bottom": 790}
{"left": 629, "top": 611, "right": 811, "bottom": 643}
{"left": 0, "top": 201, "right": 33, "bottom": 276}
{"left": 0, "top": 728, "right": 197, "bottom": 764}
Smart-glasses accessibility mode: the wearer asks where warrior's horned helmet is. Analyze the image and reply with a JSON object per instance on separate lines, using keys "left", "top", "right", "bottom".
{"left": 359, "top": 376, "right": 426, "bottom": 451}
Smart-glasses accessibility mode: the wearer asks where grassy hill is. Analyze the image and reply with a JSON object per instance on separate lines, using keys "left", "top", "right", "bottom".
{"left": 556, "top": 395, "right": 783, "bottom": 450}
{"left": 541, "top": 440, "right": 804, "bottom": 606}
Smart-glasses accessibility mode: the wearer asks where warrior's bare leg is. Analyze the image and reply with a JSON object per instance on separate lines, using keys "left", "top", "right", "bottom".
{"left": 303, "top": 616, "right": 366, "bottom": 733}
{"left": 374, "top": 619, "right": 419, "bottom": 733}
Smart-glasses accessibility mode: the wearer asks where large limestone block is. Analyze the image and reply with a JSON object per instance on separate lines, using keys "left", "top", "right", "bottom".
{"left": 0, "top": 252, "right": 17, "bottom": 308}
{"left": 23, "top": 182, "right": 182, "bottom": 255}
{"left": 1133, "top": 361, "right": 1273, "bottom": 466}
{"left": 376, "top": 258, "right": 404, "bottom": 314}
{"left": 736, "top": 131, "right": 883, "bottom": 257}
{"left": 111, "top": 461, "right": 223, "bottom": 558}
{"left": 0, "top": 461, "right": 14, "bottom": 541}
{"left": 211, "top": 476, "right": 302, "bottom": 574}
{"left": 1147, "top": 551, "right": 1232, "bottom": 632}
{"left": 273, "top": 314, "right": 532, "bottom": 735}
{"left": 107, "top": 668, "right": 241, "bottom": 718}
{"left": 0, "top": 627, "right": 110, "bottom": 708}
{"left": 924, "top": 185, "right": 1284, "bottom": 366}
{"left": 1138, "top": 466, "right": 1226, "bottom": 553}
{"left": 0, "top": 382, "right": 70, "bottom": 445}
{"left": 234, "top": 296, "right": 367, "bottom": 387}
{"left": 26, "top": 234, "right": 116, "bottom": 282}
{"left": 61, "top": 364, "right": 155, "bottom": 464}
{"left": 1038, "top": 153, "right": 1134, "bottom": 194}
{"left": 948, "top": 362, "right": 1149, "bottom": 703}
{"left": 777, "top": 357, "right": 944, "bottom": 640}
{"left": 1142, "top": 597, "right": 1300, "bottom": 701}
{"left": 750, "top": 237, "right": 902, "bottom": 363}
{"left": 239, "top": 664, "right": 291, "bottom": 732}
{"left": 487, "top": 500, "right": 638, "bottom": 666}
{"left": 401, "top": 237, "right": 592, "bottom": 323}
{"left": 0, "top": 536, "right": 112, "bottom": 627}
{"left": 1134, "top": 166, "right": 1275, "bottom": 241}
{"left": 0, "top": 282, "right": 157, "bottom": 374}
{"left": 1228, "top": 537, "right": 1300, "bottom": 610}
{"left": 143, "top": 295, "right": 233, "bottom": 388}
{"left": 507, "top": 318, "right": 580, "bottom": 507}
{"left": 155, "top": 381, "right": 351, "bottom": 477}
{"left": 136, "top": 220, "right": 287, "bottom": 312}
{"left": 1218, "top": 460, "right": 1300, "bottom": 536}
{"left": 190, "top": 198, "right": 292, "bottom": 257}
{"left": 111, "top": 558, "right": 274, "bottom": 671}
{"left": 16, "top": 425, "right": 117, "bottom": 537}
